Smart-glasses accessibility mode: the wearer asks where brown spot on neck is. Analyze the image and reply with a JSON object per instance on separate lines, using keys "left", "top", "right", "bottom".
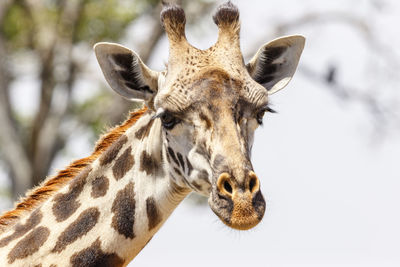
{"left": 140, "top": 151, "right": 158, "bottom": 176}
{"left": 112, "top": 147, "right": 134, "bottom": 180}
{"left": 111, "top": 182, "right": 136, "bottom": 239}
{"left": 70, "top": 238, "right": 124, "bottom": 267}
{"left": 0, "top": 209, "right": 42, "bottom": 248}
{"left": 52, "top": 167, "right": 92, "bottom": 222}
{"left": 52, "top": 207, "right": 100, "bottom": 253}
{"left": 146, "top": 197, "right": 162, "bottom": 231}
{"left": 135, "top": 119, "right": 154, "bottom": 140}
{"left": 91, "top": 175, "right": 110, "bottom": 198}
{"left": 99, "top": 135, "right": 128, "bottom": 166}
{"left": 7, "top": 226, "right": 50, "bottom": 264}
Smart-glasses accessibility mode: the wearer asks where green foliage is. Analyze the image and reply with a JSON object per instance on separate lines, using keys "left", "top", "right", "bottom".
{"left": 1, "top": 3, "right": 33, "bottom": 49}
{"left": 1, "top": 0, "right": 159, "bottom": 49}
{"left": 75, "top": 0, "right": 139, "bottom": 44}
{"left": 0, "top": 0, "right": 161, "bottom": 198}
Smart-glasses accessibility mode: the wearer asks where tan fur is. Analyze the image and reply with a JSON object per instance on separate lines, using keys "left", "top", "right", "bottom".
{"left": 230, "top": 191, "right": 259, "bottom": 230}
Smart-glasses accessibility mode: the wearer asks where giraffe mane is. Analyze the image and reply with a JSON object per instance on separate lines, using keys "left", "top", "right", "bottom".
{"left": 0, "top": 107, "right": 147, "bottom": 234}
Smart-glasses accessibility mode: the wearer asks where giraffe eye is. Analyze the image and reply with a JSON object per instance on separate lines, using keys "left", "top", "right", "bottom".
{"left": 161, "top": 112, "right": 180, "bottom": 130}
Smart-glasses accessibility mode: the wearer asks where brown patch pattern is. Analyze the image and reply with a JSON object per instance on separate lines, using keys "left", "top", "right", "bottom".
{"left": 52, "top": 167, "right": 91, "bottom": 222}
{"left": 70, "top": 238, "right": 124, "bottom": 267}
{"left": 176, "top": 152, "right": 185, "bottom": 172}
{"left": 0, "top": 209, "right": 42, "bottom": 248}
{"left": 140, "top": 151, "right": 157, "bottom": 176}
{"left": 7, "top": 226, "right": 50, "bottom": 264}
{"left": 166, "top": 152, "right": 171, "bottom": 164}
{"left": 173, "top": 167, "right": 183, "bottom": 177}
{"left": 91, "top": 175, "right": 109, "bottom": 198}
{"left": 112, "top": 147, "right": 134, "bottom": 180}
{"left": 52, "top": 207, "right": 100, "bottom": 253}
{"left": 0, "top": 108, "right": 146, "bottom": 233}
{"left": 167, "top": 147, "right": 179, "bottom": 166}
{"left": 99, "top": 135, "right": 128, "bottom": 166}
{"left": 186, "top": 157, "right": 193, "bottom": 176}
{"left": 135, "top": 119, "right": 154, "bottom": 140}
{"left": 111, "top": 182, "right": 136, "bottom": 239}
{"left": 146, "top": 197, "right": 162, "bottom": 231}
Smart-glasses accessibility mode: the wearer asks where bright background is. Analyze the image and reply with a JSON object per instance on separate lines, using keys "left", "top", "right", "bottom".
{"left": 1, "top": 0, "right": 399, "bottom": 266}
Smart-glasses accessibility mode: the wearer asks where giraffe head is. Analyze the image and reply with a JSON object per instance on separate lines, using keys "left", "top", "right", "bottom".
{"left": 94, "top": 2, "right": 304, "bottom": 230}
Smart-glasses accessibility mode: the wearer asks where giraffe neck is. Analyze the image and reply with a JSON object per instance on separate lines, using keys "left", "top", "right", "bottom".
{"left": 0, "top": 111, "right": 191, "bottom": 266}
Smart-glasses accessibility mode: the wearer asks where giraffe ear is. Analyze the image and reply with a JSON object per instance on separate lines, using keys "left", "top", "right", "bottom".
{"left": 94, "top": 42, "right": 159, "bottom": 102}
{"left": 246, "top": 35, "right": 305, "bottom": 95}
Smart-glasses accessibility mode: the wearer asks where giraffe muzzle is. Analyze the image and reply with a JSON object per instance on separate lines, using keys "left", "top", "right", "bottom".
{"left": 209, "top": 171, "right": 266, "bottom": 230}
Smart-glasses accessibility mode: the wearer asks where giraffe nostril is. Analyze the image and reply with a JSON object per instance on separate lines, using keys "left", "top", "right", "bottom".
{"left": 248, "top": 172, "right": 260, "bottom": 193}
{"left": 217, "top": 173, "right": 234, "bottom": 197}
{"left": 249, "top": 177, "right": 256, "bottom": 192}
{"left": 223, "top": 180, "right": 233, "bottom": 194}
{"left": 249, "top": 179, "right": 256, "bottom": 192}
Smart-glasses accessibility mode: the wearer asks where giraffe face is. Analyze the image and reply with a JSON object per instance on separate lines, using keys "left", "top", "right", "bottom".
{"left": 94, "top": 2, "right": 305, "bottom": 230}
{"left": 156, "top": 68, "right": 269, "bottom": 230}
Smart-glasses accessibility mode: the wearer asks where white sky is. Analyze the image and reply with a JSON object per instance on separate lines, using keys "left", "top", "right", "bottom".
{"left": 131, "top": 0, "right": 400, "bottom": 266}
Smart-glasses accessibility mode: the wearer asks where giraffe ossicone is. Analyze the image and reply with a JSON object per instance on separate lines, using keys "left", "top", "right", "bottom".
{"left": 0, "top": 1, "right": 304, "bottom": 265}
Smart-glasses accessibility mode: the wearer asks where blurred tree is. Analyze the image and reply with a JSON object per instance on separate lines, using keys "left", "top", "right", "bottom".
{"left": 0, "top": 0, "right": 149, "bottom": 198}
{"left": 0, "top": 0, "right": 143, "bottom": 199}
{"left": 0, "top": 0, "right": 214, "bottom": 201}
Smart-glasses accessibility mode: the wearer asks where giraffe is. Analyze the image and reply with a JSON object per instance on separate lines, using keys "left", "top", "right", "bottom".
{"left": 0, "top": 2, "right": 305, "bottom": 266}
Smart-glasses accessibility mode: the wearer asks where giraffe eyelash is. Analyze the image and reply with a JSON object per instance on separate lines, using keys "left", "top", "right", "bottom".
{"left": 151, "top": 108, "right": 166, "bottom": 120}
{"left": 256, "top": 105, "right": 276, "bottom": 125}
{"left": 263, "top": 105, "right": 277, "bottom": 114}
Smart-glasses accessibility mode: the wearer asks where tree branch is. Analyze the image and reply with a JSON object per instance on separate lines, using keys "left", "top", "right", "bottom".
{"left": 298, "top": 64, "right": 399, "bottom": 135}
{"left": 0, "top": 1, "right": 32, "bottom": 198}
{"left": 30, "top": 0, "right": 86, "bottom": 186}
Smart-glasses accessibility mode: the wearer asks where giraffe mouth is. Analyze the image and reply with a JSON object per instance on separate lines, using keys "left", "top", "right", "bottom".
{"left": 208, "top": 189, "right": 265, "bottom": 230}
